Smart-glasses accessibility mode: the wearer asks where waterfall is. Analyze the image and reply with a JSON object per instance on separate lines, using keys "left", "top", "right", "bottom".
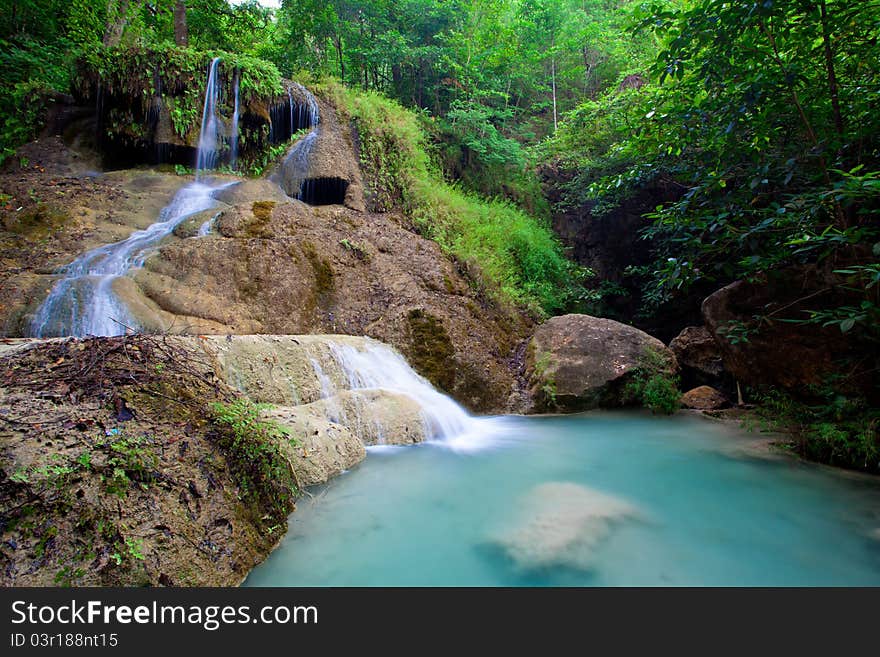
{"left": 291, "top": 82, "right": 320, "bottom": 127}
{"left": 29, "top": 57, "right": 232, "bottom": 337}
{"left": 288, "top": 88, "right": 294, "bottom": 136}
{"left": 195, "top": 57, "right": 221, "bottom": 177}
{"left": 324, "top": 341, "right": 477, "bottom": 441}
{"left": 277, "top": 130, "right": 319, "bottom": 199}
{"left": 229, "top": 72, "right": 240, "bottom": 170}
{"left": 269, "top": 82, "right": 320, "bottom": 144}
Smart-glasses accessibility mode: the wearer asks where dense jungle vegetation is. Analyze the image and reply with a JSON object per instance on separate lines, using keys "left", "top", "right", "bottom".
{"left": 1, "top": 0, "right": 879, "bottom": 470}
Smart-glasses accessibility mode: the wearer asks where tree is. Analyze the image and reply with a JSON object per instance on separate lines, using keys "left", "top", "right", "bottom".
{"left": 173, "top": 0, "right": 187, "bottom": 46}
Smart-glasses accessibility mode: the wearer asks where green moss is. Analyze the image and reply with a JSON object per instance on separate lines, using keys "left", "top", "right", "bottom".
{"left": 209, "top": 399, "right": 299, "bottom": 525}
{"left": 533, "top": 350, "right": 558, "bottom": 408}
{"left": 3, "top": 203, "right": 69, "bottom": 238}
{"left": 406, "top": 309, "right": 456, "bottom": 393}
{"left": 302, "top": 241, "right": 335, "bottom": 305}
{"left": 244, "top": 201, "right": 275, "bottom": 238}
{"left": 74, "top": 45, "right": 284, "bottom": 163}
{"left": 622, "top": 347, "right": 680, "bottom": 415}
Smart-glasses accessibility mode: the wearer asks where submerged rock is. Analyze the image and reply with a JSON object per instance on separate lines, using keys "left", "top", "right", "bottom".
{"left": 525, "top": 314, "right": 676, "bottom": 412}
{"left": 490, "top": 482, "right": 639, "bottom": 572}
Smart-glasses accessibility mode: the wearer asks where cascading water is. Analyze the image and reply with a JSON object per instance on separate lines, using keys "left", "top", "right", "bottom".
{"left": 277, "top": 130, "right": 319, "bottom": 199}
{"left": 306, "top": 339, "right": 509, "bottom": 451}
{"left": 272, "top": 83, "right": 324, "bottom": 200}
{"left": 328, "top": 342, "right": 474, "bottom": 440}
{"left": 30, "top": 57, "right": 232, "bottom": 337}
{"left": 195, "top": 57, "right": 221, "bottom": 176}
{"left": 229, "top": 72, "right": 241, "bottom": 170}
{"left": 291, "top": 82, "right": 320, "bottom": 127}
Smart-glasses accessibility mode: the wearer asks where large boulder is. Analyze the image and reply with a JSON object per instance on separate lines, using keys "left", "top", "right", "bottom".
{"left": 525, "top": 314, "right": 676, "bottom": 412}
{"left": 702, "top": 266, "right": 877, "bottom": 401}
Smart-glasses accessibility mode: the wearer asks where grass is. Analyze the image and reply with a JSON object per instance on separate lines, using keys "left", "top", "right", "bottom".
{"left": 320, "top": 80, "right": 587, "bottom": 316}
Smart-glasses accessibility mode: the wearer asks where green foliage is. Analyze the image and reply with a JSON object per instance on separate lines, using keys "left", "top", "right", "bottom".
{"left": 76, "top": 45, "right": 282, "bottom": 140}
{"left": 548, "top": 0, "right": 880, "bottom": 319}
{"left": 753, "top": 386, "right": 880, "bottom": 473}
{"left": 339, "top": 238, "right": 370, "bottom": 261}
{"left": 96, "top": 431, "right": 158, "bottom": 497}
{"left": 533, "top": 350, "right": 557, "bottom": 406}
{"left": 623, "top": 347, "right": 680, "bottom": 415}
{"left": 327, "top": 81, "right": 587, "bottom": 314}
{"left": 209, "top": 399, "right": 299, "bottom": 524}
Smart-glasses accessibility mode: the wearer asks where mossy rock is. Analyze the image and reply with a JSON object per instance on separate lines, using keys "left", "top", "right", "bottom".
{"left": 406, "top": 309, "right": 456, "bottom": 393}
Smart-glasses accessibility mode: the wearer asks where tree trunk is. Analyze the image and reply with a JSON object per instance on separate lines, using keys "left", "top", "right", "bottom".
{"left": 551, "top": 56, "right": 558, "bottom": 132}
{"left": 174, "top": 0, "right": 188, "bottom": 47}
{"left": 103, "top": 0, "right": 131, "bottom": 47}
{"left": 818, "top": 0, "right": 844, "bottom": 138}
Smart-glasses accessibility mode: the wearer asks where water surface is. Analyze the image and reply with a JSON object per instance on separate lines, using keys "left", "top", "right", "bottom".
{"left": 245, "top": 412, "right": 880, "bottom": 586}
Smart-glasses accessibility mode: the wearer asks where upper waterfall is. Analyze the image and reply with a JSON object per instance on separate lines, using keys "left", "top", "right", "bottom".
{"left": 195, "top": 57, "right": 221, "bottom": 177}
{"left": 29, "top": 57, "right": 232, "bottom": 337}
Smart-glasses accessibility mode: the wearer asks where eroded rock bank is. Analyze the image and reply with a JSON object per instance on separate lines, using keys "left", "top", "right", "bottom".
{"left": 0, "top": 333, "right": 448, "bottom": 586}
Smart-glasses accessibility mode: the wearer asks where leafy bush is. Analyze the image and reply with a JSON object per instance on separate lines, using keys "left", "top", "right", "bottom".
{"left": 623, "top": 347, "right": 680, "bottom": 415}
{"left": 753, "top": 387, "right": 880, "bottom": 473}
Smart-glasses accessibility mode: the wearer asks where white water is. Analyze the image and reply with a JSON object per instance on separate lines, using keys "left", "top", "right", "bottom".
{"left": 278, "top": 130, "right": 319, "bottom": 199}
{"left": 30, "top": 57, "right": 233, "bottom": 337}
{"left": 291, "top": 82, "right": 320, "bottom": 128}
{"left": 197, "top": 210, "right": 222, "bottom": 237}
{"left": 322, "top": 340, "right": 510, "bottom": 451}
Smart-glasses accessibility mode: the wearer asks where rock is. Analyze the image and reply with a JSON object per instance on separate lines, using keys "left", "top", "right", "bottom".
{"left": 309, "top": 389, "right": 428, "bottom": 446}
{"left": 669, "top": 327, "right": 723, "bottom": 377}
{"left": 488, "top": 482, "right": 640, "bottom": 572}
{"left": 702, "top": 266, "right": 876, "bottom": 401}
{"left": 273, "top": 97, "right": 366, "bottom": 211}
{"left": 262, "top": 406, "right": 366, "bottom": 487}
{"left": 172, "top": 207, "right": 226, "bottom": 238}
{"left": 669, "top": 325, "right": 731, "bottom": 392}
{"left": 680, "top": 386, "right": 729, "bottom": 410}
{"left": 213, "top": 179, "right": 289, "bottom": 206}
{"left": 525, "top": 314, "right": 676, "bottom": 412}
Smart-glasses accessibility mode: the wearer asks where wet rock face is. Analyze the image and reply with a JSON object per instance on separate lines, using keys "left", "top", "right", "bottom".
{"left": 2, "top": 98, "right": 529, "bottom": 413}
{"left": 196, "top": 335, "right": 441, "bottom": 485}
{"left": 130, "top": 194, "right": 526, "bottom": 413}
{"left": 524, "top": 314, "right": 676, "bottom": 412}
{"left": 274, "top": 97, "right": 366, "bottom": 212}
